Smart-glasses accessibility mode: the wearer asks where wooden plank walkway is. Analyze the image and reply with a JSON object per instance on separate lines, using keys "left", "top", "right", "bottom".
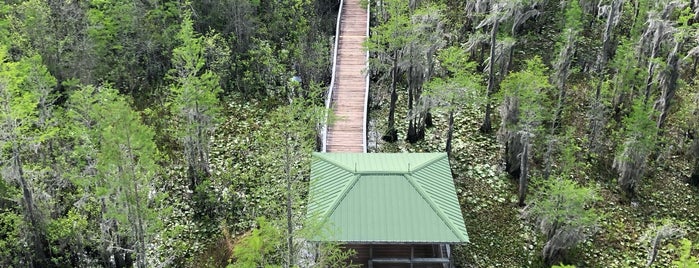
{"left": 325, "top": 0, "right": 368, "bottom": 153}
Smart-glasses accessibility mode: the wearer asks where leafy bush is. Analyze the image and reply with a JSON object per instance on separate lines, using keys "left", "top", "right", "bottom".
{"left": 525, "top": 178, "right": 601, "bottom": 266}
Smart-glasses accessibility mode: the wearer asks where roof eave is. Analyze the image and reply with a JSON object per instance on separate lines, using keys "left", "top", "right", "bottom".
{"left": 307, "top": 240, "right": 469, "bottom": 244}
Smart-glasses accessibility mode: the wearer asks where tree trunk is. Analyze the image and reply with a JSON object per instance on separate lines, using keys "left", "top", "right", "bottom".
{"left": 383, "top": 55, "right": 398, "bottom": 142}
{"left": 416, "top": 101, "right": 427, "bottom": 141}
{"left": 188, "top": 104, "right": 212, "bottom": 192}
{"left": 646, "top": 235, "right": 661, "bottom": 267}
{"left": 598, "top": 0, "right": 621, "bottom": 74}
{"left": 543, "top": 220, "right": 562, "bottom": 265}
{"left": 691, "top": 158, "right": 699, "bottom": 186}
{"left": 446, "top": 110, "right": 454, "bottom": 157}
{"left": 124, "top": 245, "right": 134, "bottom": 268}
{"left": 480, "top": 19, "right": 499, "bottom": 134}
{"left": 477, "top": 41, "right": 486, "bottom": 72}
{"left": 425, "top": 111, "right": 434, "bottom": 128}
{"left": 285, "top": 133, "right": 294, "bottom": 268}
{"left": 543, "top": 139, "right": 554, "bottom": 180}
{"left": 691, "top": 139, "right": 699, "bottom": 186}
{"left": 407, "top": 65, "right": 419, "bottom": 143}
{"left": 481, "top": 104, "right": 493, "bottom": 133}
{"left": 655, "top": 41, "right": 680, "bottom": 131}
{"left": 518, "top": 134, "right": 529, "bottom": 207}
{"left": 690, "top": 56, "right": 698, "bottom": 82}
{"left": 553, "top": 77, "right": 567, "bottom": 131}
{"left": 100, "top": 199, "right": 112, "bottom": 267}
{"left": 504, "top": 131, "right": 523, "bottom": 179}
{"left": 13, "top": 144, "right": 49, "bottom": 268}
{"left": 552, "top": 31, "right": 573, "bottom": 131}
{"left": 125, "top": 135, "right": 147, "bottom": 268}
{"left": 187, "top": 165, "right": 197, "bottom": 192}
{"left": 630, "top": 0, "right": 641, "bottom": 35}
{"left": 588, "top": 99, "right": 608, "bottom": 157}
{"left": 644, "top": 62, "right": 656, "bottom": 105}
{"left": 644, "top": 25, "right": 664, "bottom": 105}
{"left": 114, "top": 226, "right": 128, "bottom": 268}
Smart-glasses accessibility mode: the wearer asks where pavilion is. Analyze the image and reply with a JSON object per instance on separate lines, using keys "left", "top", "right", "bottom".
{"left": 307, "top": 153, "right": 469, "bottom": 267}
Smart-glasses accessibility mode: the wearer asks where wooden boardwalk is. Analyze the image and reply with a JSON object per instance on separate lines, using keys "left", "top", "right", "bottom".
{"left": 324, "top": 0, "right": 368, "bottom": 153}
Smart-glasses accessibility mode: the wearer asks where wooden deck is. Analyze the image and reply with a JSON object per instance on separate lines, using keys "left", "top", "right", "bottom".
{"left": 324, "top": 0, "right": 368, "bottom": 153}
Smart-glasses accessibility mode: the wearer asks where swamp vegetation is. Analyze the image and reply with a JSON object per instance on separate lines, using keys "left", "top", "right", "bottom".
{"left": 0, "top": 0, "right": 699, "bottom": 267}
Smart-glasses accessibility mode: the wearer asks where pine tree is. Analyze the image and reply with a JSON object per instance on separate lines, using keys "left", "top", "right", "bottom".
{"left": 423, "top": 46, "right": 483, "bottom": 156}
{"left": 66, "top": 85, "right": 160, "bottom": 268}
{"left": 613, "top": 99, "right": 658, "bottom": 199}
{"left": 365, "top": 0, "right": 411, "bottom": 142}
{"left": 0, "top": 48, "right": 57, "bottom": 267}
{"left": 477, "top": 0, "right": 543, "bottom": 133}
{"left": 524, "top": 178, "right": 601, "bottom": 266}
{"left": 96, "top": 87, "right": 158, "bottom": 268}
{"left": 260, "top": 91, "right": 326, "bottom": 268}
{"left": 169, "top": 12, "right": 222, "bottom": 192}
{"left": 498, "top": 57, "right": 552, "bottom": 206}
{"left": 402, "top": 3, "right": 447, "bottom": 143}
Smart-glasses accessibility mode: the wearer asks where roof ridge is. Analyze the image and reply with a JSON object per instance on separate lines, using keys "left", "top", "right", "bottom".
{"left": 404, "top": 173, "right": 468, "bottom": 242}
{"left": 313, "top": 152, "right": 357, "bottom": 173}
{"left": 323, "top": 174, "right": 361, "bottom": 220}
{"left": 408, "top": 153, "right": 448, "bottom": 173}
{"left": 313, "top": 152, "right": 448, "bottom": 174}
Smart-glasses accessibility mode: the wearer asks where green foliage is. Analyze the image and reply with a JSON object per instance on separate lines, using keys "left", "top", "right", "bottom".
{"left": 610, "top": 38, "right": 643, "bottom": 103}
{"left": 437, "top": 46, "right": 476, "bottom": 75}
{"left": 641, "top": 219, "right": 687, "bottom": 267}
{"left": 235, "top": 38, "right": 291, "bottom": 98}
{"left": 557, "top": 128, "right": 582, "bottom": 178}
{"left": 424, "top": 46, "right": 484, "bottom": 109}
{"left": 228, "top": 214, "right": 358, "bottom": 268}
{"left": 562, "top": 0, "right": 583, "bottom": 32}
{"left": 628, "top": 0, "right": 650, "bottom": 38}
{"left": 297, "top": 215, "right": 360, "bottom": 268}
{"left": 46, "top": 209, "right": 89, "bottom": 265}
{"left": 499, "top": 56, "right": 553, "bottom": 131}
{"left": 0, "top": 47, "right": 59, "bottom": 267}
{"left": 0, "top": 48, "right": 41, "bottom": 135}
{"left": 528, "top": 178, "right": 601, "bottom": 229}
{"left": 0, "top": 0, "right": 337, "bottom": 266}
{"left": 258, "top": 0, "right": 311, "bottom": 49}
{"left": 2, "top": 0, "right": 699, "bottom": 266}
{"left": 229, "top": 217, "right": 283, "bottom": 268}
{"left": 0, "top": 50, "right": 57, "bottom": 142}
{"left": 614, "top": 99, "right": 658, "bottom": 197}
{"left": 364, "top": 0, "right": 411, "bottom": 72}
{"left": 0, "top": 2, "right": 9, "bottom": 45}
{"left": 87, "top": 0, "right": 137, "bottom": 85}
{"left": 169, "top": 11, "right": 222, "bottom": 193}
{"left": 670, "top": 238, "right": 699, "bottom": 267}
{"left": 0, "top": 209, "right": 22, "bottom": 267}
{"left": 170, "top": 13, "right": 223, "bottom": 106}
{"left": 261, "top": 83, "right": 327, "bottom": 159}
{"left": 65, "top": 85, "right": 161, "bottom": 267}
{"left": 526, "top": 177, "right": 602, "bottom": 265}
{"left": 10, "top": 0, "right": 51, "bottom": 53}
{"left": 620, "top": 100, "right": 658, "bottom": 150}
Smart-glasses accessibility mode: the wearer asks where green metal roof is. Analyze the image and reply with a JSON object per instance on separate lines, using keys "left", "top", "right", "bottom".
{"left": 307, "top": 153, "right": 469, "bottom": 243}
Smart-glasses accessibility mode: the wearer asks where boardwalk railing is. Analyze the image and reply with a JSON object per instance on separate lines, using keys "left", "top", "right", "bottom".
{"left": 362, "top": 1, "right": 370, "bottom": 153}
{"left": 321, "top": 0, "right": 344, "bottom": 153}
{"left": 321, "top": 0, "right": 370, "bottom": 153}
